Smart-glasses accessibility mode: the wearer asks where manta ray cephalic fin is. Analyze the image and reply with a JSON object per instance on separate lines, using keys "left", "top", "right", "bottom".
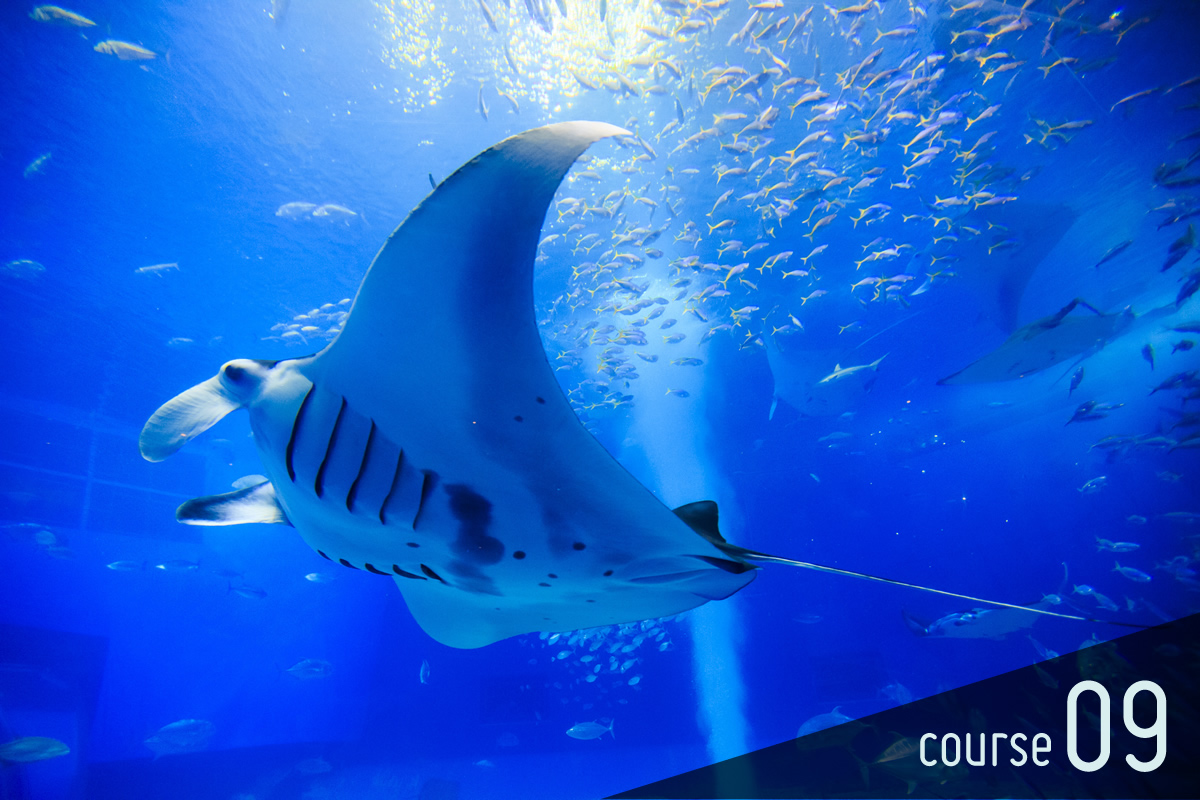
{"left": 177, "top": 480, "right": 291, "bottom": 526}
{"left": 139, "top": 374, "right": 244, "bottom": 462}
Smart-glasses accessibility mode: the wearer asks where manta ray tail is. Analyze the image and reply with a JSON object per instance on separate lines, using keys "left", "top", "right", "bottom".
{"left": 738, "top": 548, "right": 1152, "bottom": 630}
{"left": 675, "top": 503, "right": 1148, "bottom": 630}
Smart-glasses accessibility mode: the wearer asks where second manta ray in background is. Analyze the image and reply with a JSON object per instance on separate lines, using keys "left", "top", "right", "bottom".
{"left": 139, "top": 122, "right": 1135, "bottom": 649}
{"left": 938, "top": 298, "right": 1136, "bottom": 384}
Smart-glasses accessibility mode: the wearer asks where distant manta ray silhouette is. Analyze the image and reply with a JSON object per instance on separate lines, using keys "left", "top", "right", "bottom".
{"left": 139, "top": 122, "right": 1138, "bottom": 648}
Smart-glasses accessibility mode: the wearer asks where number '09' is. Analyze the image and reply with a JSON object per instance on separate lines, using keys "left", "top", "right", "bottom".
{"left": 1066, "top": 680, "right": 1166, "bottom": 773}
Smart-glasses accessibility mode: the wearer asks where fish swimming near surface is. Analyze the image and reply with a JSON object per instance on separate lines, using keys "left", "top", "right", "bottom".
{"left": 139, "top": 123, "right": 1128, "bottom": 649}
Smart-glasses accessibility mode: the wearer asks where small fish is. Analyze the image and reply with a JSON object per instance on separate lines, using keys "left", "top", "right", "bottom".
{"left": 144, "top": 720, "right": 216, "bottom": 759}
{"left": 1113, "top": 562, "right": 1151, "bottom": 582}
{"left": 304, "top": 572, "right": 335, "bottom": 583}
{"left": 1142, "top": 343, "right": 1155, "bottom": 370}
{"left": 106, "top": 560, "right": 144, "bottom": 571}
{"left": 0, "top": 736, "right": 70, "bottom": 763}
{"left": 155, "top": 559, "right": 200, "bottom": 571}
{"left": 1069, "top": 367, "right": 1084, "bottom": 395}
{"left": 1066, "top": 400, "right": 1101, "bottom": 424}
{"left": 1077, "top": 476, "right": 1107, "bottom": 493}
{"left": 478, "top": 87, "right": 489, "bottom": 121}
{"left": 1094, "top": 239, "right": 1132, "bottom": 268}
{"left": 23, "top": 152, "right": 51, "bottom": 178}
{"left": 419, "top": 659, "right": 431, "bottom": 684}
{"left": 134, "top": 262, "right": 179, "bottom": 275}
{"left": 286, "top": 658, "right": 333, "bottom": 679}
{"left": 1174, "top": 340, "right": 1195, "bottom": 353}
{"left": 566, "top": 720, "right": 614, "bottom": 740}
{"left": 229, "top": 583, "right": 267, "bottom": 600}
{"left": 3, "top": 259, "right": 46, "bottom": 279}
{"left": 796, "top": 707, "right": 852, "bottom": 737}
{"left": 1096, "top": 538, "right": 1140, "bottom": 553}
{"left": 94, "top": 40, "right": 157, "bottom": 60}
{"left": 1027, "top": 636, "right": 1058, "bottom": 661}
{"left": 477, "top": 0, "right": 499, "bottom": 32}
{"left": 29, "top": 5, "right": 95, "bottom": 26}
{"left": 498, "top": 90, "right": 520, "bottom": 115}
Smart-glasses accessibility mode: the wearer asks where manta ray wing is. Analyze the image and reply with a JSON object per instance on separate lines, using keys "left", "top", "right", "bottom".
{"left": 142, "top": 122, "right": 758, "bottom": 649}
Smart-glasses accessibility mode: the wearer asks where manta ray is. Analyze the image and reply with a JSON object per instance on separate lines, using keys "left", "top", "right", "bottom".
{"left": 140, "top": 122, "right": 1116, "bottom": 648}
{"left": 938, "top": 298, "right": 1136, "bottom": 385}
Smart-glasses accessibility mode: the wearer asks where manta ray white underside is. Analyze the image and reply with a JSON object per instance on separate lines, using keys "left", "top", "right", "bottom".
{"left": 140, "top": 123, "right": 1125, "bottom": 648}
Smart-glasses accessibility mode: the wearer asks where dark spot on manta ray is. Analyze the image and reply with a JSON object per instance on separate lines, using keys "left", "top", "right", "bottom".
{"left": 445, "top": 483, "right": 504, "bottom": 565}
{"left": 586, "top": 599, "right": 595, "bottom": 603}
{"left": 513, "top": 551, "right": 526, "bottom": 559}
{"left": 364, "top": 563, "right": 390, "bottom": 575}
{"left": 514, "top": 415, "right": 523, "bottom": 422}
{"left": 547, "top": 573, "right": 557, "bottom": 579}
{"left": 573, "top": 542, "right": 586, "bottom": 550}
{"left": 392, "top": 564, "right": 424, "bottom": 580}
{"left": 406, "top": 542, "right": 419, "bottom": 548}
{"left": 538, "top": 582, "right": 551, "bottom": 587}
{"left": 317, "top": 550, "right": 330, "bottom": 560}
{"left": 339, "top": 558, "right": 358, "bottom": 569}
{"left": 603, "top": 570, "right": 613, "bottom": 576}
{"left": 536, "top": 396, "right": 545, "bottom": 404}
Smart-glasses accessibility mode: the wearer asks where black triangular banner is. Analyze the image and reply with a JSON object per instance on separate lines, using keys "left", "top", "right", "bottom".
{"left": 610, "top": 614, "right": 1200, "bottom": 799}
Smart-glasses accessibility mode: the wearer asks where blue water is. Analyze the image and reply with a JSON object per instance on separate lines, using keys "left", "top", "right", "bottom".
{"left": 2, "top": 0, "right": 1198, "bottom": 797}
